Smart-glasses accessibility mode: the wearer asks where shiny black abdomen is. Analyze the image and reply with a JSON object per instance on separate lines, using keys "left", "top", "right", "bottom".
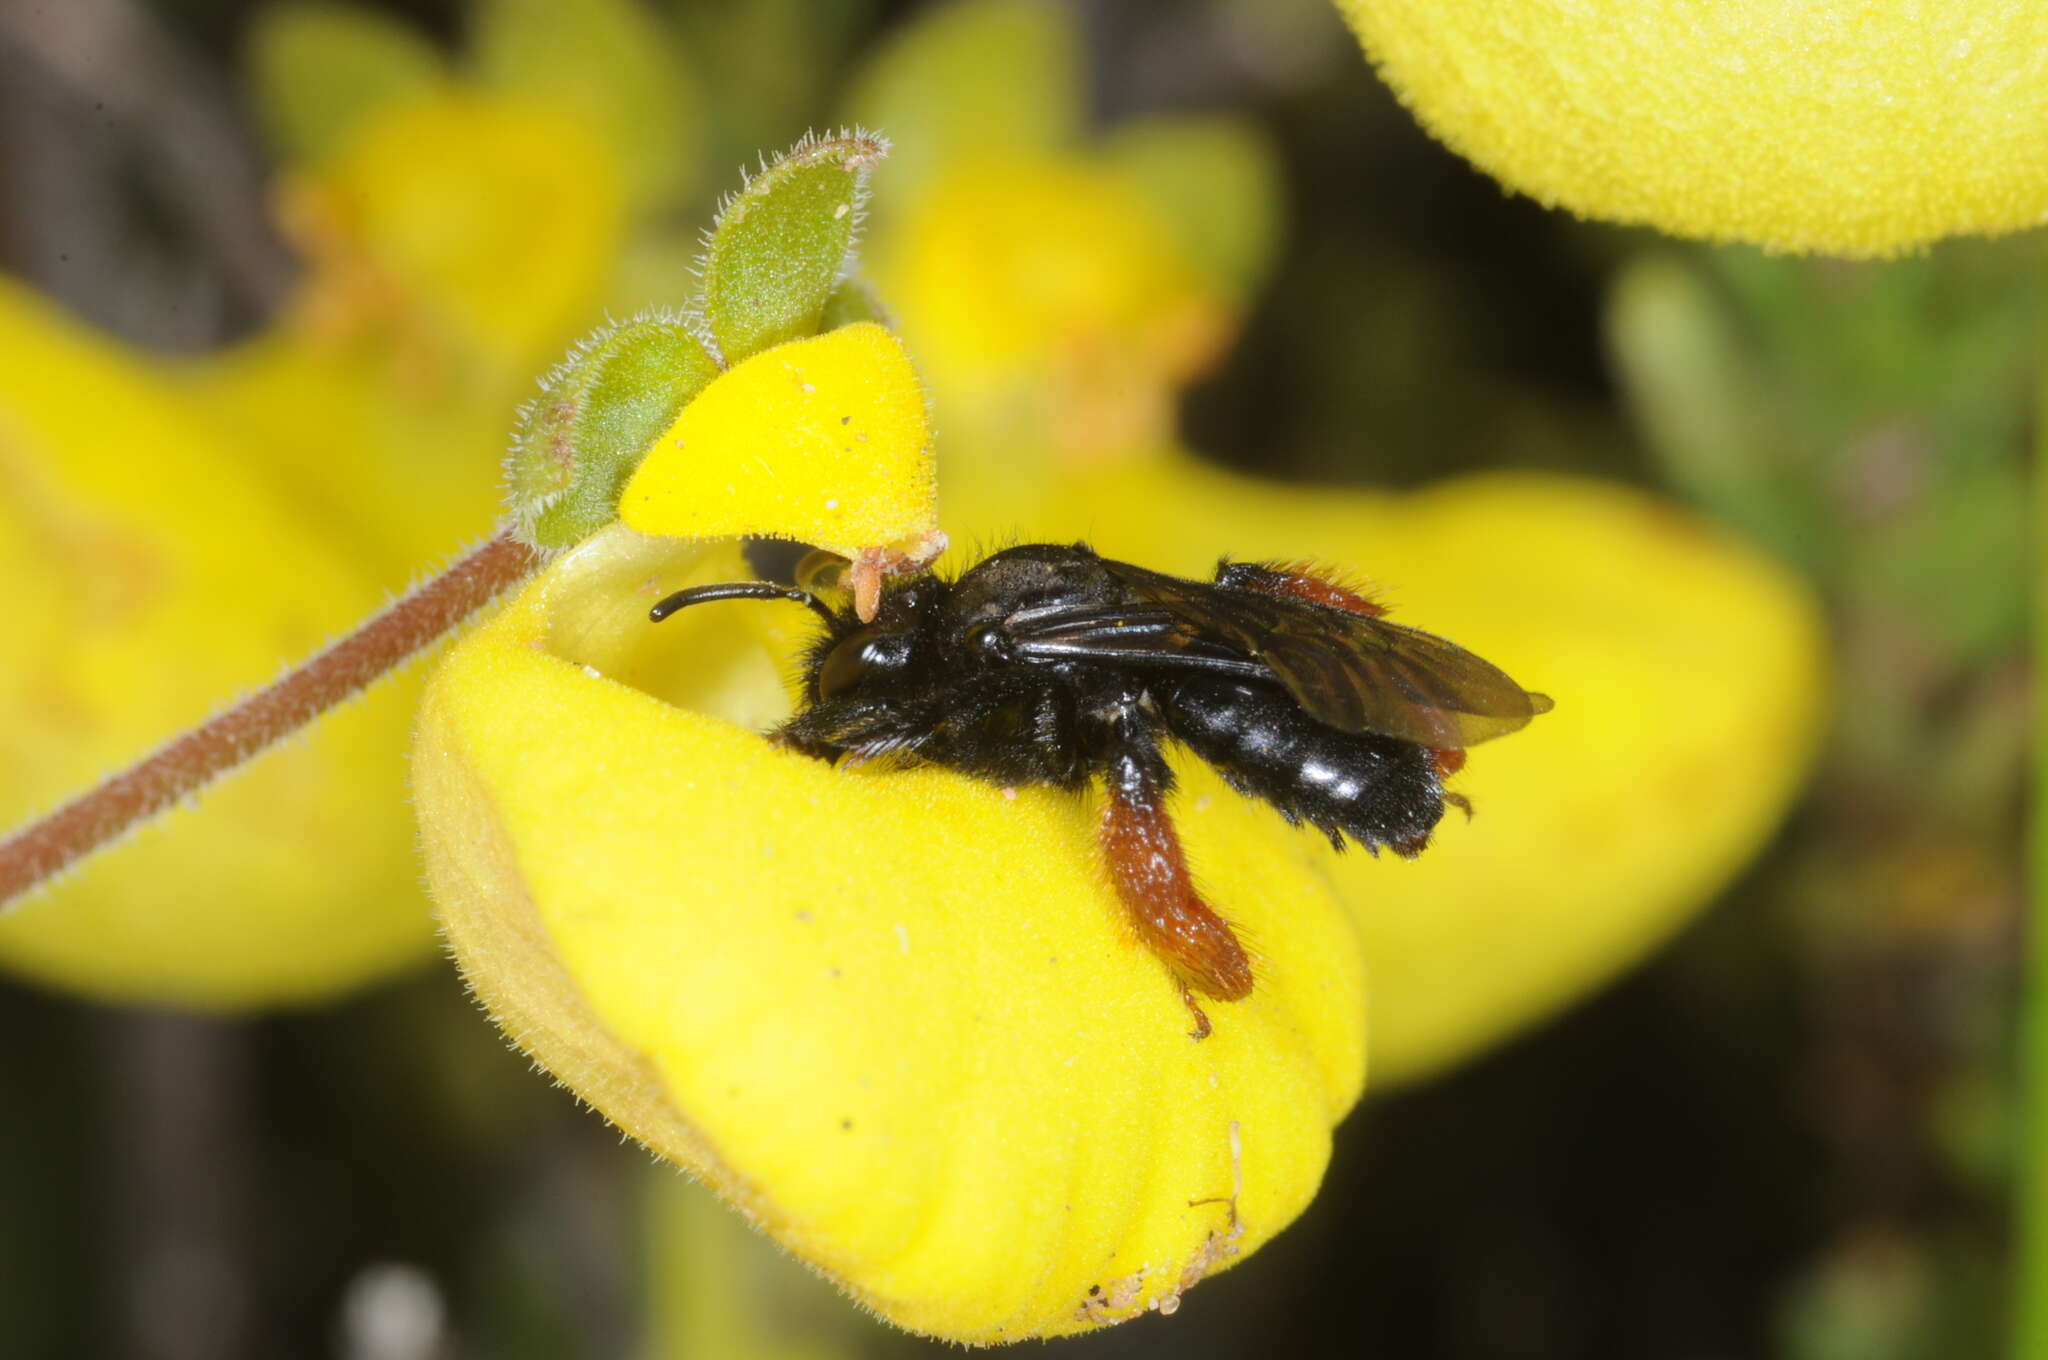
{"left": 1157, "top": 678, "right": 1443, "bottom": 856}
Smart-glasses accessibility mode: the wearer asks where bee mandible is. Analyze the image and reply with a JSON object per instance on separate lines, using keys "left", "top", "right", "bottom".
{"left": 652, "top": 542, "right": 1551, "bottom": 1038}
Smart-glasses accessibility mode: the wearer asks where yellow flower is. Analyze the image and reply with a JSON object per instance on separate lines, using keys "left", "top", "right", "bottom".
{"left": 0, "top": 280, "right": 429, "bottom": 1006}
{"left": 414, "top": 316, "right": 1822, "bottom": 1339}
{"left": 1332, "top": 1, "right": 2048, "bottom": 256}
{"left": 418, "top": 532, "right": 1360, "bottom": 1341}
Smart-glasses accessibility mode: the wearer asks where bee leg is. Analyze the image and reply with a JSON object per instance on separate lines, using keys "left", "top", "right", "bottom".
{"left": 1218, "top": 560, "right": 1386, "bottom": 617}
{"left": 1429, "top": 747, "right": 1474, "bottom": 819}
{"left": 1097, "top": 722, "right": 1254, "bottom": 1029}
{"left": 1180, "top": 984, "right": 1214, "bottom": 1042}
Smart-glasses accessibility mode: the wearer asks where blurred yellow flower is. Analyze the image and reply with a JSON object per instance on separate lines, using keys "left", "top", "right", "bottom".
{"left": 880, "top": 158, "right": 1232, "bottom": 469}
{"left": 0, "top": 281, "right": 429, "bottom": 1006}
{"left": 0, "top": 36, "right": 644, "bottom": 1003}
{"left": 276, "top": 90, "right": 623, "bottom": 377}
{"left": 1333, "top": 1, "right": 2048, "bottom": 256}
{"left": 851, "top": 0, "right": 1278, "bottom": 495}
{"left": 190, "top": 90, "right": 627, "bottom": 577}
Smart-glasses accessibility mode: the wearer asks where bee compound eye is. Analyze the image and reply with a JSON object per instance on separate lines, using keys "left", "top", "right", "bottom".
{"left": 817, "top": 629, "right": 912, "bottom": 700}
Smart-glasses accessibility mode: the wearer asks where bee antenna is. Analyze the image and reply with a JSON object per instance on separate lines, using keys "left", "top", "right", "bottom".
{"left": 649, "top": 581, "right": 837, "bottom": 626}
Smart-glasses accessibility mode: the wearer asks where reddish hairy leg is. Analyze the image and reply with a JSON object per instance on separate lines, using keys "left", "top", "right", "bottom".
{"left": 1100, "top": 779, "right": 1253, "bottom": 1040}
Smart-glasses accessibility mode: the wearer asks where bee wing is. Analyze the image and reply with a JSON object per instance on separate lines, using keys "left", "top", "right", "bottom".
{"left": 1265, "top": 613, "right": 1553, "bottom": 746}
{"left": 1086, "top": 559, "right": 1552, "bottom": 748}
{"left": 1000, "top": 603, "right": 1273, "bottom": 681}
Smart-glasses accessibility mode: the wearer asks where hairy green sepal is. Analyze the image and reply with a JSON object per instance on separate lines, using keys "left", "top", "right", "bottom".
{"left": 702, "top": 132, "right": 886, "bottom": 365}
{"left": 506, "top": 319, "right": 719, "bottom": 550}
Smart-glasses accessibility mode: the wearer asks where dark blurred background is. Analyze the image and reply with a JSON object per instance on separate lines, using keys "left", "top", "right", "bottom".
{"left": 0, "top": 1, "right": 2025, "bottom": 1357}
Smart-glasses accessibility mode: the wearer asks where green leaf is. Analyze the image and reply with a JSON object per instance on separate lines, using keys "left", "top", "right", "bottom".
{"left": 471, "top": 0, "right": 701, "bottom": 213}
{"left": 246, "top": 2, "right": 444, "bottom": 163}
{"left": 1103, "top": 114, "right": 1285, "bottom": 300}
{"left": 506, "top": 317, "right": 721, "bottom": 550}
{"left": 700, "top": 132, "right": 886, "bottom": 366}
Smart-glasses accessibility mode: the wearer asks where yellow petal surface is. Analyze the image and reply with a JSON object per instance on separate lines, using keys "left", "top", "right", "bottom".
{"left": 1334, "top": 1, "right": 2048, "bottom": 257}
{"left": 415, "top": 526, "right": 1366, "bottom": 1341}
{"left": 0, "top": 279, "right": 433, "bottom": 1006}
{"left": 620, "top": 324, "right": 938, "bottom": 558}
{"left": 953, "top": 454, "right": 1827, "bottom": 1084}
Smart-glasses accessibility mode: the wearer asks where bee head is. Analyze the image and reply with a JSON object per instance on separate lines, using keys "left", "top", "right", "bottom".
{"left": 809, "top": 578, "right": 940, "bottom": 702}
{"left": 648, "top": 572, "right": 949, "bottom": 762}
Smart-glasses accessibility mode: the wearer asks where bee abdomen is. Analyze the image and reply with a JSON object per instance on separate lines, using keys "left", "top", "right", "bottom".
{"left": 1158, "top": 680, "right": 1444, "bottom": 856}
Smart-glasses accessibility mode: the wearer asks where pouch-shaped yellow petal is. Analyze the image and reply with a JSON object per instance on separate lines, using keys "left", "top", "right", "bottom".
{"left": 0, "top": 280, "right": 432, "bottom": 1006}
{"left": 414, "top": 526, "right": 1365, "bottom": 1341}
{"left": 619, "top": 324, "right": 937, "bottom": 558}
{"left": 1334, "top": 1, "right": 2048, "bottom": 257}
{"left": 964, "top": 455, "right": 1826, "bottom": 1084}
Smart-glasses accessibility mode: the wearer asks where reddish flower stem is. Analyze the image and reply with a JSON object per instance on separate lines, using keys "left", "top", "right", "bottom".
{"left": 0, "top": 531, "right": 540, "bottom": 911}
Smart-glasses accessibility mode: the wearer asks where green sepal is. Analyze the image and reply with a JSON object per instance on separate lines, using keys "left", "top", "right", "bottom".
{"left": 246, "top": 1, "right": 444, "bottom": 163}
{"left": 819, "top": 275, "right": 893, "bottom": 331}
{"left": 700, "top": 131, "right": 887, "bottom": 366}
{"left": 506, "top": 317, "right": 720, "bottom": 550}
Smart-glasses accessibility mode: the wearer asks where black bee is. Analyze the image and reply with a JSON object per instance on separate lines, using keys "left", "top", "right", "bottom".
{"left": 652, "top": 543, "right": 1551, "bottom": 1037}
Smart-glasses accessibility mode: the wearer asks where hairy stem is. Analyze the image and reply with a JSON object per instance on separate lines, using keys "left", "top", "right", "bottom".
{"left": 0, "top": 531, "right": 539, "bottom": 910}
